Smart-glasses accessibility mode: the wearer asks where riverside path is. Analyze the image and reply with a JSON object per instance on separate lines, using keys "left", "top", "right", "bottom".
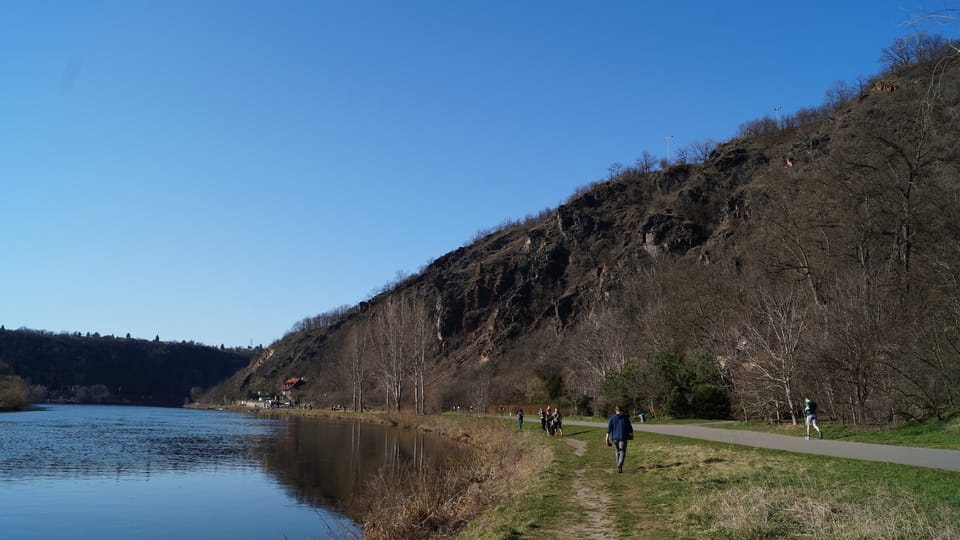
{"left": 559, "top": 419, "right": 960, "bottom": 472}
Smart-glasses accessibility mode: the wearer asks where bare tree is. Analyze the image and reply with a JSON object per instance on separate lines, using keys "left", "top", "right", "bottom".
{"left": 347, "top": 325, "right": 369, "bottom": 411}
{"left": 470, "top": 371, "right": 491, "bottom": 416}
{"left": 742, "top": 288, "right": 809, "bottom": 425}
{"left": 368, "top": 292, "right": 438, "bottom": 414}
{"left": 689, "top": 138, "right": 717, "bottom": 163}
{"left": 371, "top": 297, "right": 407, "bottom": 412}
{"left": 607, "top": 162, "right": 625, "bottom": 179}
{"left": 635, "top": 151, "right": 656, "bottom": 174}
{"left": 832, "top": 78, "right": 954, "bottom": 309}
{"left": 407, "top": 294, "right": 436, "bottom": 415}
{"left": 571, "top": 304, "right": 631, "bottom": 405}
{"left": 816, "top": 276, "right": 894, "bottom": 425}
{"left": 824, "top": 80, "right": 856, "bottom": 110}
{"left": 674, "top": 147, "right": 689, "bottom": 165}
{"left": 880, "top": 32, "right": 953, "bottom": 71}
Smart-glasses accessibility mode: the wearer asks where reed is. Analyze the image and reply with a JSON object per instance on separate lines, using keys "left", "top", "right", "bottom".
{"left": 351, "top": 413, "right": 547, "bottom": 540}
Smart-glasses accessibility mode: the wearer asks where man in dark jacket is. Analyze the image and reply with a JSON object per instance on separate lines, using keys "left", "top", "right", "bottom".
{"left": 605, "top": 405, "right": 634, "bottom": 473}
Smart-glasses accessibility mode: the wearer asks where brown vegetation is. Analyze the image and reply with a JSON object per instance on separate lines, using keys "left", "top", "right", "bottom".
{"left": 205, "top": 34, "right": 960, "bottom": 431}
{"left": 348, "top": 414, "right": 548, "bottom": 540}
{"left": 0, "top": 361, "right": 29, "bottom": 411}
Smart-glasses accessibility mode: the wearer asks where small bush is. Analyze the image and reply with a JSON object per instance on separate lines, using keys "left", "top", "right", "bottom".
{"left": 0, "top": 376, "right": 29, "bottom": 410}
{"left": 691, "top": 383, "right": 732, "bottom": 419}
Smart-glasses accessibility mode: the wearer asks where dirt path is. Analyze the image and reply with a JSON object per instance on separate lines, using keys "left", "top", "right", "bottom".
{"left": 564, "top": 437, "right": 587, "bottom": 456}
{"left": 533, "top": 438, "right": 615, "bottom": 539}
{"left": 562, "top": 419, "right": 960, "bottom": 472}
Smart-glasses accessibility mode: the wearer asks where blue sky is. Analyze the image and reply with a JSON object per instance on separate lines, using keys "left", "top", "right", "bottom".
{"left": 0, "top": 1, "right": 945, "bottom": 347}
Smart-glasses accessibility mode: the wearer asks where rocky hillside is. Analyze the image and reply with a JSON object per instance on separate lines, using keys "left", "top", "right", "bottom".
{"left": 209, "top": 45, "right": 960, "bottom": 424}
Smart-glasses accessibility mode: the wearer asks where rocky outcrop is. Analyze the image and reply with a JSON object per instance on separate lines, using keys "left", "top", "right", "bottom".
{"left": 872, "top": 80, "right": 898, "bottom": 93}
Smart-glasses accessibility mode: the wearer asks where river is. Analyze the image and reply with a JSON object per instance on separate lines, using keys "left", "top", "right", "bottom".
{"left": 0, "top": 404, "right": 458, "bottom": 539}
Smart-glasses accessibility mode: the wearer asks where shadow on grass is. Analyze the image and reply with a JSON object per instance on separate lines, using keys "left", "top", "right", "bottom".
{"left": 637, "top": 461, "right": 685, "bottom": 471}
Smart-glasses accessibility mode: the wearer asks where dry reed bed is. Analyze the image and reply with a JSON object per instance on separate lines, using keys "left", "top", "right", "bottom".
{"left": 351, "top": 412, "right": 547, "bottom": 540}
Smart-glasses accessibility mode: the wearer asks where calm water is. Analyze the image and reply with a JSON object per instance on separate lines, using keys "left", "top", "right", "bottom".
{"left": 0, "top": 405, "right": 458, "bottom": 539}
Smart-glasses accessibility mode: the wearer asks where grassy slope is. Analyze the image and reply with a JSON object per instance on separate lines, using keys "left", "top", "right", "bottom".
{"left": 460, "top": 424, "right": 960, "bottom": 539}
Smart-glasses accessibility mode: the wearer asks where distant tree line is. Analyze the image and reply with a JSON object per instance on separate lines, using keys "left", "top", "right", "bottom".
{"left": 0, "top": 328, "right": 253, "bottom": 406}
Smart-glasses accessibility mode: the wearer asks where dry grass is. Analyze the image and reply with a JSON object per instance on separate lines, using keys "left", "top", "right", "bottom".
{"left": 688, "top": 484, "right": 958, "bottom": 539}
{"left": 348, "top": 413, "right": 549, "bottom": 540}
{"left": 661, "top": 440, "right": 960, "bottom": 539}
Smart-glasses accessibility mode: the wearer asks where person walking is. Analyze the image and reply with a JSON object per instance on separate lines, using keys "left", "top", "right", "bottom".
{"left": 552, "top": 405, "right": 563, "bottom": 437}
{"left": 539, "top": 407, "right": 547, "bottom": 431}
{"left": 605, "top": 405, "right": 634, "bottom": 473}
{"left": 803, "top": 398, "right": 823, "bottom": 440}
{"left": 516, "top": 407, "right": 524, "bottom": 429}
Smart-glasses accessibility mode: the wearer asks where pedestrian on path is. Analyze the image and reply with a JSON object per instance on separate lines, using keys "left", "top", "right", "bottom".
{"left": 804, "top": 398, "right": 823, "bottom": 440}
{"left": 516, "top": 407, "right": 524, "bottom": 429}
{"left": 539, "top": 407, "right": 547, "bottom": 431}
{"left": 605, "top": 405, "right": 634, "bottom": 473}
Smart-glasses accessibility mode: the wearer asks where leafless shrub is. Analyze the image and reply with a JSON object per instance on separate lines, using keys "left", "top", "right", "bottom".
{"left": 881, "top": 32, "right": 954, "bottom": 71}
{"left": 635, "top": 151, "right": 657, "bottom": 174}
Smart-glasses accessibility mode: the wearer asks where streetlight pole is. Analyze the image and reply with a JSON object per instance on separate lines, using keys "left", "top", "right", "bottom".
{"left": 774, "top": 106, "right": 781, "bottom": 129}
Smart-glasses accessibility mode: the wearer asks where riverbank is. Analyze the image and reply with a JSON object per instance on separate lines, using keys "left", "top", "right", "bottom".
{"left": 190, "top": 403, "right": 551, "bottom": 539}
{"left": 191, "top": 405, "right": 960, "bottom": 537}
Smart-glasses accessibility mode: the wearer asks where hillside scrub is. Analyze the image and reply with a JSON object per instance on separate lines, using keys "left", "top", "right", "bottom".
{"left": 210, "top": 34, "right": 960, "bottom": 433}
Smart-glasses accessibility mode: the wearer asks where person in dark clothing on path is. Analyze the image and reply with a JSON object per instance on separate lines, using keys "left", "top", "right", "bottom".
{"left": 539, "top": 407, "right": 547, "bottom": 431}
{"left": 803, "top": 398, "right": 822, "bottom": 440}
{"left": 605, "top": 405, "right": 634, "bottom": 473}
{"left": 516, "top": 407, "right": 524, "bottom": 429}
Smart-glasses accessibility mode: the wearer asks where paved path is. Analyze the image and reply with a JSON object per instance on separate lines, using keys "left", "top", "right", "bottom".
{"left": 560, "top": 419, "right": 960, "bottom": 472}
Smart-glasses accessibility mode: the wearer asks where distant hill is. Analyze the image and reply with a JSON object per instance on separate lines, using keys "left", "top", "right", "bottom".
{"left": 0, "top": 328, "right": 254, "bottom": 406}
{"left": 209, "top": 37, "right": 960, "bottom": 423}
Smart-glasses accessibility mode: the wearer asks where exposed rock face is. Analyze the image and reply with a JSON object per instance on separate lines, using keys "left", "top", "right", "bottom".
{"left": 642, "top": 213, "right": 707, "bottom": 256}
{"left": 872, "top": 80, "right": 897, "bottom": 93}
{"left": 220, "top": 58, "right": 956, "bottom": 406}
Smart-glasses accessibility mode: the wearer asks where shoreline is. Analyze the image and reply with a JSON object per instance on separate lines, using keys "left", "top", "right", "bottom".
{"left": 188, "top": 402, "right": 481, "bottom": 443}
{"left": 189, "top": 402, "right": 544, "bottom": 539}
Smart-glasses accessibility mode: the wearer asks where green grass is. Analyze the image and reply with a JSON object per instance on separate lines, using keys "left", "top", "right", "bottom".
{"left": 719, "top": 413, "right": 960, "bottom": 449}
{"left": 460, "top": 422, "right": 960, "bottom": 539}
{"left": 459, "top": 430, "right": 575, "bottom": 539}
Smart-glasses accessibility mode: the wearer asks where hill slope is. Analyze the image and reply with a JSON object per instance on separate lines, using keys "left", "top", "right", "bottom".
{"left": 209, "top": 49, "right": 960, "bottom": 424}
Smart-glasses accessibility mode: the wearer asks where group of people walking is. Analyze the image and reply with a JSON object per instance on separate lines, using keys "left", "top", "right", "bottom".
{"left": 527, "top": 406, "right": 563, "bottom": 436}
{"left": 517, "top": 398, "right": 822, "bottom": 475}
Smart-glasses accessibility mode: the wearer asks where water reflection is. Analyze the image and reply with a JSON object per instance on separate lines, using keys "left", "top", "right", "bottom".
{"left": 0, "top": 405, "right": 459, "bottom": 539}
{"left": 259, "top": 415, "right": 459, "bottom": 511}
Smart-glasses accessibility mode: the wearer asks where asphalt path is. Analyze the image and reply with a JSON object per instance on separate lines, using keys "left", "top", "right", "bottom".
{"left": 559, "top": 419, "right": 960, "bottom": 472}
